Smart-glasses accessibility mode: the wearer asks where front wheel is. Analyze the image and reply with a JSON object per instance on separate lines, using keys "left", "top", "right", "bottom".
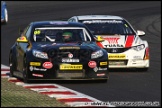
{"left": 9, "top": 53, "right": 15, "bottom": 77}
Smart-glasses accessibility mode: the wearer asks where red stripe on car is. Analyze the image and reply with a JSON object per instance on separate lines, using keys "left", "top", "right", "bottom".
{"left": 96, "top": 42, "right": 104, "bottom": 48}
{"left": 125, "top": 35, "right": 134, "bottom": 47}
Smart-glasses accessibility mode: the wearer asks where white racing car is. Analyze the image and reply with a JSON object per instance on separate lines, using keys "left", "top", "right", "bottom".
{"left": 68, "top": 15, "right": 149, "bottom": 71}
{"left": 1, "top": 1, "right": 8, "bottom": 24}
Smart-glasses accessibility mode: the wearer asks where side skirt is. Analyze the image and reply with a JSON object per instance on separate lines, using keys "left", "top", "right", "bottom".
{"left": 13, "top": 71, "right": 23, "bottom": 78}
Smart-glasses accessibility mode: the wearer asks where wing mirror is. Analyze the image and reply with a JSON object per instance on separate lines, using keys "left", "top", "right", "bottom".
{"left": 95, "top": 36, "right": 105, "bottom": 42}
{"left": 137, "top": 30, "right": 145, "bottom": 36}
{"left": 16, "top": 36, "right": 28, "bottom": 43}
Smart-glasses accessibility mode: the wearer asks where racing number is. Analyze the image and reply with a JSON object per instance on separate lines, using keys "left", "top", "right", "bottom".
{"left": 34, "top": 30, "right": 41, "bottom": 35}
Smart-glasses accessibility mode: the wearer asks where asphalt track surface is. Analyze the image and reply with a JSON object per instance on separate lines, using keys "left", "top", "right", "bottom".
{"left": 1, "top": 1, "right": 161, "bottom": 105}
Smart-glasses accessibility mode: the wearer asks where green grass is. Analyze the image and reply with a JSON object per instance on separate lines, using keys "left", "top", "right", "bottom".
{"left": 1, "top": 78, "right": 70, "bottom": 107}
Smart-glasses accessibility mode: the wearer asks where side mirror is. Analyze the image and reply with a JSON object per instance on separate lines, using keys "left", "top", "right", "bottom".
{"left": 16, "top": 36, "right": 28, "bottom": 43}
{"left": 137, "top": 30, "right": 145, "bottom": 36}
{"left": 95, "top": 36, "right": 105, "bottom": 42}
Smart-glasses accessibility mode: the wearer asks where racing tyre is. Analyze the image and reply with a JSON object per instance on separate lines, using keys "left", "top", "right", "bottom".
{"left": 9, "top": 53, "right": 15, "bottom": 77}
{"left": 23, "top": 56, "right": 29, "bottom": 83}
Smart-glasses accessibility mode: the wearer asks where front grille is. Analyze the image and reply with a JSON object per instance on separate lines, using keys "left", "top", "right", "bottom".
{"left": 47, "top": 49, "right": 92, "bottom": 62}
{"left": 104, "top": 48, "right": 131, "bottom": 53}
{"left": 109, "top": 60, "right": 128, "bottom": 65}
{"left": 57, "top": 70, "right": 84, "bottom": 78}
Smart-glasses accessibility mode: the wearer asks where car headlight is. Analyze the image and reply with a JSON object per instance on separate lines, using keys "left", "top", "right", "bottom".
{"left": 91, "top": 50, "right": 104, "bottom": 59}
{"left": 132, "top": 44, "right": 145, "bottom": 51}
{"left": 32, "top": 50, "right": 48, "bottom": 59}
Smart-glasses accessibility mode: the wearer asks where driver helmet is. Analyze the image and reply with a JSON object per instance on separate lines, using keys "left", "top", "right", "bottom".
{"left": 62, "top": 32, "right": 72, "bottom": 41}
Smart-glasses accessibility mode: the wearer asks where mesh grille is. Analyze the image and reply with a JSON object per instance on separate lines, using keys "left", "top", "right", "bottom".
{"left": 109, "top": 60, "right": 128, "bottom": 65}
{"left": 57, "top": 70, "right": 84, "bottom": 78}
{"left": 47, "top": 49, "right": 92, "bottom": 61}
{"left": 104, "top": 48, "right": 131, "bottom": 53}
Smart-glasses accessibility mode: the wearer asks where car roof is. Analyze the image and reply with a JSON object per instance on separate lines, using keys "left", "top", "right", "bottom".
{"left": 31, "top": 21, "right": 86, "bottom": 28}
{"left": 73, "top": 15, "right": 123, "bottom": 20}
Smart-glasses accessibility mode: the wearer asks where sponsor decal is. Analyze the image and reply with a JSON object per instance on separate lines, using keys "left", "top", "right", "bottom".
{"left": 133, "top": 56, "right": 142, "bottom": 59}
{"left": 98, "top": 67, "right": 107, "bottom": 70}
{"left": 111, "top": 48, "right": 118, "bottom": 53}
{"left": 68, "top": 53, "right": 73, "bottom": 58}
{"left": 97, "top": 73, "right": 105, "bottom": 76}
{"left": 20, "top": 37, "right": 25, "bottom": 40}
{"left": 60, "top": 64, "right": 83, "bottom": 70}
{"left": 96, "top": 42, "right": 104, "bottom": 48}
{"left": 29, "top": 66, "right": 34, "bottom": 71}
{"left": 34, "top": 30, "right": 41, "bottom": 35}
{"left": 83, "top": 20, "right": 122, "bottom": 24}
{"left": 41, "top": 45, "right": 47, "bottom": 47}
{"left": 30, "top": 62, "right": 41, "bottom": 66}
{"left": 103, "top": 37, "right": 124, "bottom": 48}
{"left": 100, "top": 62, "right": 107, "bottom": 66}
{"left": 32, "top": 73, "right": 43, "bottom": 77}
{"left": 29, "top": 66, "right": 47, "bottom": 71}
{"left": 52, "top": 43, "right": 56, "bottom": 45}
{"left": 108, "top": 54, "right": 126, "bottom": 60}
{"left": 88, "top": 61, "right": 97, "bottom": 68}
{"left": 49, "top": 21, "right": 68, "bottom": 25}
{"left": 93, "top": 67, "right": 98, "bottom": 72}
{"left": 109, "top": 61, "right": 125, "bottom": 65}
{"left": 17, "top": 36, "right": 28, "bottom": 42}
{"left": 125, "top": 24, "right": 128, "bottom": 27}
{"left": 104, "top": 44, "right": 123, "bottom": 47}
{"left": 62, "top": 58, "right": 79, "bottom": 62}
{"left": 43, "top": 62, "right": 53, "bottom": 69}
{"left": 106, "top": 37, "right": 120, "bottom": 44}
{"left": 59, "top": 47, "right": 80, "bottom": 50}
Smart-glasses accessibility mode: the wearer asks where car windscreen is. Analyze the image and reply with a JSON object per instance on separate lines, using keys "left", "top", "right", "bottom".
{"left": 33, "top": 27, "right": 93, "bottom": 42}
{"left": 80, "top": 20, "right": 135, "bottom": 35}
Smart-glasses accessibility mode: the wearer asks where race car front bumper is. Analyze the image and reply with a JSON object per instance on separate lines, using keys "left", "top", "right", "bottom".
{"left": 107, "top": 47, "right": 149, "bottom": 68}
{"left": 109, "top": 59, "right": 149, "bottom": 68}
{"left": 26, "top": 59, "right": 109, "bottom": 80}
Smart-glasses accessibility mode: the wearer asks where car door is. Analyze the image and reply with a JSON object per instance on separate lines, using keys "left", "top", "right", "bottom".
{"left": 16, "top": 26, "right": 30, "bottom": 72}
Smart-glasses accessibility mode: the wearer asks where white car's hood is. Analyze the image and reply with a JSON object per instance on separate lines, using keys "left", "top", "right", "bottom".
{"left": 96, "top": 35, "right": 143, "bottom": 48}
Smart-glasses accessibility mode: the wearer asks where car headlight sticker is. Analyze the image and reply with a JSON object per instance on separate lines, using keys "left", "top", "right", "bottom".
{"left": 133, "top": 44, "right": 145, "bottom": 51}
{"left": 33, "top": 50, "right": 48, "bottom": 59}
{"left": 91, "top": 50, "right": 103, "bottom": 59}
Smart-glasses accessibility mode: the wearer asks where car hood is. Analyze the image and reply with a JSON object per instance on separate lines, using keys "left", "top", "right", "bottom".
{"left": 96, "top": 35, "right": 143, "bottom": 48}
{"left": 32, "top": 41, "right": 101, "bottom": 51}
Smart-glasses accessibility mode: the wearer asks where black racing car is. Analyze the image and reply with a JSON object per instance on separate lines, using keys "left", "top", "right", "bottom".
{"left": 9, "top": 21, "right": 109, "bottom": 83}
